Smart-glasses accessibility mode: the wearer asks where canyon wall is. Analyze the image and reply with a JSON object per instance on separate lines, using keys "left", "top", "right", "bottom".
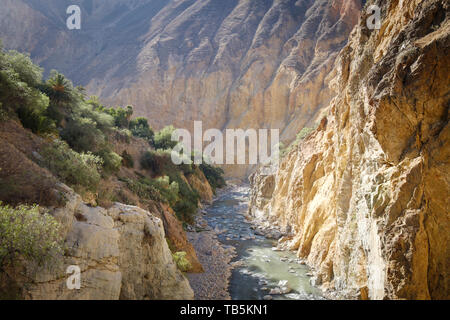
{"left": 0, "top": 0, "right": 363, "bottom": 176}
{"left": 0, "top": 120, "right": 195, "bottom": 300}
{"left": 2, "top": 185, "right": 194, "bottom": 300}
{"left": 249, "top": 0, "right": 449, "bottom": 299}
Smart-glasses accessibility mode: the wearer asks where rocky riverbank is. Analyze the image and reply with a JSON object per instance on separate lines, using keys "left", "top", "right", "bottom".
{"left": 187, "top": 185, "right": 324, "bottom": 300}
{"left": 186, "top": 225, "right": 236, "bottom": 300}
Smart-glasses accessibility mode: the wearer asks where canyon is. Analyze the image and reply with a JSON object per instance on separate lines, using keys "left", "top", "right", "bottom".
{"left": 0, "top": 0, "right": 448, "bottom": 301}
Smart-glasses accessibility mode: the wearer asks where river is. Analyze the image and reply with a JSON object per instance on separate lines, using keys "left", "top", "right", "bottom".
{"left": 201, "top": 185, "right": 324, "bottom": 300}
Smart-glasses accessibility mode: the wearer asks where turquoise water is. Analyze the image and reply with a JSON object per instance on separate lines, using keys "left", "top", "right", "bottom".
{"left": 203, "top": 185, "right": 324, "bottom": 300}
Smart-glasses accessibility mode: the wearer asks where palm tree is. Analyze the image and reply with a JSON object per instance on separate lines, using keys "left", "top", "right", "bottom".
{"left": 46, "top": 72, "right": 73, "bottom": 106}
{"left": 42, "top": 71, "right": 75, "bottom": 127}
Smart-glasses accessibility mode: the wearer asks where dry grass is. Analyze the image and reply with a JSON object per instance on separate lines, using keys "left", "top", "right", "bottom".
{"left": 0, "top": 120, "right": 62, "bottom": 207}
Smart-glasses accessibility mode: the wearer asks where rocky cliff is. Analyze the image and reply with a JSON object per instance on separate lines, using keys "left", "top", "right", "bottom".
{"left": 249, "top": 0, "right": 449, "bottom": 300}
{"left": 2, "top": 185, "right": 194, "bottom": 300}
{"left": 0, "top": 0, "right": 363, "bottom": 177}
{"left": 0, "top": 119, "right": 196, "bottom": 300}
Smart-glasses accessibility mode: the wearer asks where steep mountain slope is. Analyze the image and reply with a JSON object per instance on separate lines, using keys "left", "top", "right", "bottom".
{"left": 0, "top": 0, "right": 362, "bottom": 153}
{"left": 0, "top": 120, "right": 195, "bottom": 299}
{"left": 249, "top": 0, "right": 449, "bottom": 299}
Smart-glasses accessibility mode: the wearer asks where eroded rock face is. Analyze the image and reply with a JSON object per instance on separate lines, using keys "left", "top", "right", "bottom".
{"left": 186, "top": 167, "right": 214, "bottom": 204}
{"left": 10, "top": 186, "right": 194, "bottom": 300}
{"left": 248, "top": 170, "right": 275, "bottom": 220}
{"left": 159, "top": 204, "right": 204, "bottom": 273}
{"left": 249, "top": 0, "right": 449, "bottom": 300}
{"left": 0, "top": 0, "right": 362, "bottom": 177}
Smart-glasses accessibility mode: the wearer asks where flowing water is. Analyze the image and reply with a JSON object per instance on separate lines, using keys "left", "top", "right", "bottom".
{"left": 203, "top": 185, "right": 324, "bottom": 300}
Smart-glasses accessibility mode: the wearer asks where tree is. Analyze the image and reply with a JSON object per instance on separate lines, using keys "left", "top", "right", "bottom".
{"left": 41, "top": 71, "right": 76, "bottom": 125}
{"left": 103, "top": 105, "right": 134, "bottom": 129}
{"left": 153, "top": 125, "right": 178, "bottom": 150}
{"left": 44, "top": 71, "right": 75, "bottom": 106}
{"left": 129, "top": 117, "right": 154, "bottom": 143}
{"left": 0, "top": 49, "right": 48, "bottom": 113}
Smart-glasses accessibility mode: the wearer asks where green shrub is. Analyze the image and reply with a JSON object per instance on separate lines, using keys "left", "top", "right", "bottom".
{"left": 172, "top": 251, "right": 191, "bottom": 272}
{"left": 101, "top": 105, "right": 133, "bottom": 129}
{"left": 0, "top": 48, "right": 56, "bottom": 133}
{"left": 297, "top": 127, "right": 315, "bottom": 140}
{"left": 168, "top": 172, "right": 200, "bottom": 224}
{"left": 173, "top": 200, "right": 198, "bottom": 225}
{"left": 77, "top": 102, "right": 115, "bottom": 132}
{"left": 17, "top": 105, "right": 56, "bottom": 134}
{"left": 0, "top": 49, "right": 49, "bottom": 114}
{"left": 122, "top": 178, "right": 164, "bottom": 203}
{"left": 281, "top": 126, "right": 316, "bottom": 157}
{"left": 140, "top": 176, "right": 179, "bottom": 207}
{"left": 153, "top": 125, "right": 177, "bottom": 150}
{"left": 40, "top": 140, "right": 102, "bottom": 192}
{"left": 121, "top": 150, "right": 134, "bottom": 168}
{"left": 199, "top": 163, "right": 225, "bottom": 193}
{"left": 97, "top": 149, "right": 122, "bottom": 175}
{"left": 61, "top": 116, "right": 106, "bottom": 153}
{"left": 0, "top": 202, "right": 63, "bottom": 270}
{"left": 129, "top": 117, "right": 154, "bottom": 144}
{"left": 58, "top": 99, "right": 116, "bottom": 154}
{"left": 115, "top": 128, "right": 132, "bottom": 144}
{"left": 141, "top": 149, "right": 174, "bottom": 175}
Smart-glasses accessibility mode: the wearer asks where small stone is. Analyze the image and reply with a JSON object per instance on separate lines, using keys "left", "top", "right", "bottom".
{"left": 280, "top": 286, "right": 292, "bottom": 294}
{"left": 263, "top": 295, "right": 273, "bottom": 300}
{"left": 278, "top": 280, "right": 288, "bottom": 287}
{"left": 269, "top": 288, "right": 282, "bottom": 295}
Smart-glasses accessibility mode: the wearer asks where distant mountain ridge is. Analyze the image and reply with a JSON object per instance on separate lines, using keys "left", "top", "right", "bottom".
{"left": 1, "top": 0, "right": 362, "bottom": 177}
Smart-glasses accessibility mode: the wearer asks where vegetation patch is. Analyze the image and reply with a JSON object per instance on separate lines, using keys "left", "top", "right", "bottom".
{"left": 0, "top": 42, "right": 225, "bottom": 227}
{"left": 40, "top": 139, "right": 102, "bottom": 193}
{"left": 280, "top": 126, "right": 316, "bottom": 157}
{"left": 121, "top": 150, "right": 134, "bottom": 168}
{"left": 199, "top": 163, "right": 226, "bottom": 193}
{"left": 172, "top": 251, "right": 192, "bottom": 273}
{"left": 0, "top": 202, "right": 63, "bottom": 271}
